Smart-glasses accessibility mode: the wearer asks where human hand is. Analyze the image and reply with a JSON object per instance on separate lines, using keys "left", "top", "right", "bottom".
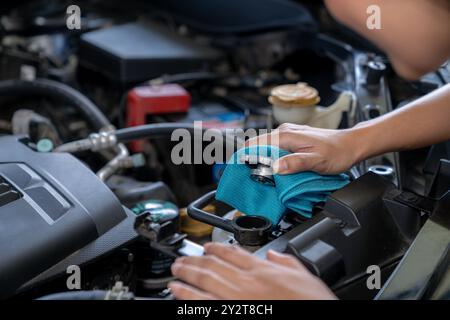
{"left": 246, "top": 123, "right": 362, "bottom": 175}
{"left": 168, "top": 243, "right": 337, "bottom": 300}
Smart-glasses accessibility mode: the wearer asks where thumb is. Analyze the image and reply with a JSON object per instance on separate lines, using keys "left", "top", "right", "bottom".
{"left": 272, "top": 153, "right": 318, "bottom": 175}
{"left": 267, "top": 250, "right": 306, "bottom": 270}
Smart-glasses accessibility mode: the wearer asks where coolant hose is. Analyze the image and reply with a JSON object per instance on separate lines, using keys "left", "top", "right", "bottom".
{"left": 115, "top": 123, "right": 240, "bottom": 149}
{"left": 0, "top": 78, "right": 110, "bottom": 130}
{"left": 115, "top": 123, "right": 203, "bottom": 142}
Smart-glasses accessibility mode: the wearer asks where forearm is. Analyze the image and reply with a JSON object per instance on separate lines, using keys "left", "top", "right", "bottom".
{"left": 351, "top": 83, "right": 450, "bottom": 161}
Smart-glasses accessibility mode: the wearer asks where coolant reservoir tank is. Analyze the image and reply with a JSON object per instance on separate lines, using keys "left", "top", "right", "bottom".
{"left": 269, "top": 82, "right": 352, "bottom": 129}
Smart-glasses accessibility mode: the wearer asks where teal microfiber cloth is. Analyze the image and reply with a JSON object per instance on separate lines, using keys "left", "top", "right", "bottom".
{"left": 216, "top": 145, "right": 350, "bottom": 225}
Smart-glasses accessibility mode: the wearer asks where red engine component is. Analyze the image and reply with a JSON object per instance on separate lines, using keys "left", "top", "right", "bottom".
{"left": 126, "top": 84, "right": 191, "bottom": 150}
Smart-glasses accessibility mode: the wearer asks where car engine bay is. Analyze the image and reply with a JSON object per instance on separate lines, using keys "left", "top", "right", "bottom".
{"left": 0, "top": 0, "right": 449, "bottom": 300}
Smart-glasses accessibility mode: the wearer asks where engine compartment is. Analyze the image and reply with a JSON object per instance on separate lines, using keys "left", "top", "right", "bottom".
{"left": 0, "top": 0, "right": 449, "bottom": 300}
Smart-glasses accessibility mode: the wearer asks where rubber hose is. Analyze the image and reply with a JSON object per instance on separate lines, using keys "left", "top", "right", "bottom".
{"left": 36, "top": 290, "right": 108, "bottom": 300}
{"left": 36, "top": 290, "right": 136, "bottom": 300}
{"left": 115, "top": 123, "right": 240, "bottom": 144}
{"left": 115, "top": 123, "right": 198, "bottom": 141}
{"left": 0, "top": 78, "right": 110, "bottom": 130}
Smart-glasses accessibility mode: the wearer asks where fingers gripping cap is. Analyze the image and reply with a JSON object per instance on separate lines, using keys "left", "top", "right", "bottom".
{"left": 216, "top": 146, "right": 349, "bottom": 225}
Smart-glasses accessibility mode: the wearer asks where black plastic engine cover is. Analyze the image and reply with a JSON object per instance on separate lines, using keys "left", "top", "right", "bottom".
{"left": 79, "top": 21, "right": 221, "bottom": 83}
{"left": 0, "top": 136, "right": 127, "bottom": 297}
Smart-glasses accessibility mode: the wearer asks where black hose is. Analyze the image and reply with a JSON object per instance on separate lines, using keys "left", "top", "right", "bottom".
{"left": 115, "top": 123, "right": 201, "bottom": 142}
{"left": 115, "top": 122, "right": 241, "bottom": 145}
{"left": 0, "top": 78, "right": 110, "bottom": 130}
{"left": 36, "top": 290, "right": 135, "bottom": 300}
{"left": 36, "top": 290, "right": 108, "bottom": 300}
